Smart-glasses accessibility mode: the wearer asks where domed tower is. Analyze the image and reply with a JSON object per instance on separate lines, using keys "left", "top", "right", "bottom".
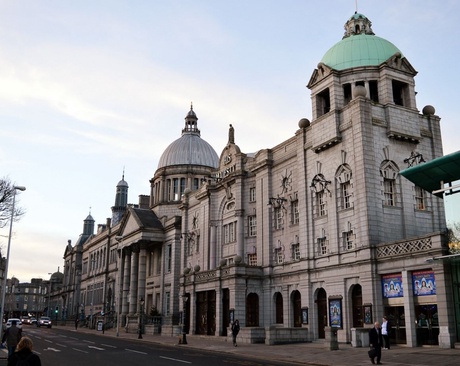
{"left": 306, "top": 12, "right": 444, "bottom": 248}
{"left": 150, "top": 104, "right": 219, "bottom": 208}
{"left": 111, "top": 172, "right": 129, "bottom": 226}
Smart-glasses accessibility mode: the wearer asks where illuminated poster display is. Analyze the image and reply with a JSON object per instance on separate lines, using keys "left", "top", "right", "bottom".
{"left": 382, "top": 273, "right": 403, "bottom": 298}
{"left": 413, "top": 270, "right": 436, "bottom": 296}
{"left": 329, "top": 299, "right": 342, "bottom": 328}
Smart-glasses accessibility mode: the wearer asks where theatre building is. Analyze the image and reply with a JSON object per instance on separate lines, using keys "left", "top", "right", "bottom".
{"left": 61, "top": 12, "right": 457, "bottom": 347}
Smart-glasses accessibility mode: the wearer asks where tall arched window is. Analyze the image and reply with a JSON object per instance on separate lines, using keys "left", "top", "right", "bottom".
{"left": 275, "top": 292, "right": 283, "bottom": 324}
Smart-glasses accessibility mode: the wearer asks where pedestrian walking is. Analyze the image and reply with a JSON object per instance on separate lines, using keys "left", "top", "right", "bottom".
{"left": 231, "top": 319, "right": 240, "bottom": 347}
{"left": 2, "top": 320, "right": 22, "bottom": 357}
{"left": 75, "top": 317, "right": 79, "bottom": 330}
{"left": 381, "top": 316, "right": 391, "bottom": 349}
{"left": 7, "top": 336, "right": 41, "bottom": 366}
{"left": 368, "top": 321, "right": 383, "bottom": 365}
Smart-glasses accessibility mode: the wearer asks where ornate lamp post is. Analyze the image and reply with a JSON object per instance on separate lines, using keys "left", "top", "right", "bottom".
{"left": 138, "top": 297, "right": 144, "bottom": 339}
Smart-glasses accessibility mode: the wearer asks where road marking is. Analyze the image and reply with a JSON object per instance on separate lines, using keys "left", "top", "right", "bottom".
{"left": 101, "top": 344, "right": 116, "bottom": 348}
{"left": 72, "top": 348, "right": 89, "bottom": 353}
{"left": 55, "top": 343, "right": 67, "bottom": 347}
{"left": 44, "top": 340, "right": 53, "bottom": 343}
{"left": 43, "top": 348, "right": 61, "bottom": 352}
{"left": 160, "top": 356, "right": 192, "bottom": 364}
{"left": 125, "top": 348, "right": 147, "bottom": 355}
{"left": 88, "top": 346, "right": 105, "bottom": 351}
{"left": 83, "top": 340, "right": 95, "bottom": 344}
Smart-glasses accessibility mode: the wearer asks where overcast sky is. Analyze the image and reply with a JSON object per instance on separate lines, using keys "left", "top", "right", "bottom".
{"left": 1, "top": 0, "right": 459, "bottom": 282}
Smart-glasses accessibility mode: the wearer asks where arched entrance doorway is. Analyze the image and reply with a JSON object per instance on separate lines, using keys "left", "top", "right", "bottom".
{"left": 317, "top": 288, "right": 327, "bottom": 339}
{"left": 246, "top": 293, "right": 259, "bottom": 326}
{"left": 352, "top": 284, "right": 363, "bottom": 327}
{"left": 275, "top": 292, "right": 283, "bottom": 324}
{"left": 292, "top": 290, "right": 302, "bottom": 327}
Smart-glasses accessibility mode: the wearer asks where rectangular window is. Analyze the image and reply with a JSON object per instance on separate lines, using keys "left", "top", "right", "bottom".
{"left": 291, "top": 200, "right": 299, "bottom": 224}
{"left": 165, "top": 292, "right": 170, "bottom": 316}
{"left": 369, "top": 80, "right": 379, "bottom": 103}
{"left": 415, "top": 186, "right": 426, "bottom": 210}
{"left": 274, "top": 207, "right": 283, "bottom": 229}
{"left": 384, "top": 179, "right": 396, "bottom": 206}
{"left": 249, "top": 187, "right": 256, "bottom": 202}
{"left": 224, "top": 222, "right": 236, "bottom": 244}
{"left": 317, "top": 191, "right": 326, "bottom": 216}
{"left": 173, "top": 178, "right": 179, "bottom": 200}
{"left": 341, "top": 181, "right": 352, "bottom": 209}
{"left": 292, "top": 243, "right": 300, "bottom": 260}
{"left": 193, "top": 178, "right": 199, "bottom": 191}
{"left": 248, "top": 215, "right": 257, "bottom": 236}
{"left": 248, "top": 253, "right": 257, "bottom": 266}
{"left": 156, "top": 248, "right": 162, "bottom": 274}
{"left": 275, "top": 248, "right": 284, "bottom": 264}
{"left": 166, "top": 244, "right": 172, "bottom": 272}
{"left": 318, "top": 237, "right": 327, "bottom": 255}
{"left": 344, "top": 231, "right": 354, "bottom": 250}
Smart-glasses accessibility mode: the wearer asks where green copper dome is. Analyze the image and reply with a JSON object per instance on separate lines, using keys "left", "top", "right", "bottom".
{"left": 320, "top": 13, "right": 403, "bottom": 71}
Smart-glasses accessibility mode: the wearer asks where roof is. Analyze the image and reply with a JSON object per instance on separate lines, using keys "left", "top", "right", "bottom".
{"left": 320, "top": 12, "right": 403, "bottom": 71}
{"left": 158, "top": 132, "right": 219, "bottom": 169}
{"left": 399, "top": 150, "right": 460, "bottom": 197}
{"left": 321, "top": 34, "right": 402, "bottom": 71}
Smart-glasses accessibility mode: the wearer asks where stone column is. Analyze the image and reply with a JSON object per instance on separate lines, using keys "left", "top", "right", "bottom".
{"left": 236, "top": 209, "right": 245, "bottom": 259}
{"left": 138, "top": 242, "right": 148, "bottom": 309}
{"left": 122, "top": 248, "right": 131, "bottom": 321}
{"left": 402, "top": 270, "right": 417, "bottom": 347}
{"left": 129, "top": 244, "right": 139, "bottom": 314}
{"left": 209, "top": 222, "right": 217, "bottom": 269}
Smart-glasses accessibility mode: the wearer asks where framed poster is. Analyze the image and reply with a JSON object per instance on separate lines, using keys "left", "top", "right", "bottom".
{"left": 329, "top": 299, "right": 342, "bottom": 328}
{"left": 413, "top": 270, "right": 436, "bottom": 296}
{"left": 301, "top": 307, "right": 308, "bottom": 324}
{"left": 364, "top": 304, "right": 373, "bottom": 325}
{"left": 382, "top": 273, "right": 403, "bottom": 298}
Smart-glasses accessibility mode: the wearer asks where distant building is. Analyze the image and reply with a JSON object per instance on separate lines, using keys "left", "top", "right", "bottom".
{"left": 60, "top": 11, "right": 457, "bottom": 347}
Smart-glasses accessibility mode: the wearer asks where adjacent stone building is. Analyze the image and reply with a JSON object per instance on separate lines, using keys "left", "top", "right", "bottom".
{"left": 60, "top": 12, "right": 456, "bottom": 347}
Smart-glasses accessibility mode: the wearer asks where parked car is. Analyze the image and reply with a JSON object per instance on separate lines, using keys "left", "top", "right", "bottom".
{"left": 37, "top": 316, "right": 52, "bottom": 328}
{"left": 6, "top": 318, "right": 22, "bottom": 329}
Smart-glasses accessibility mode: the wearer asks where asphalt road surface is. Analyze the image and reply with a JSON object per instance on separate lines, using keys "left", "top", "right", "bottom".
{"left": 16, "top": 326, "right": 295, "bottom": 366}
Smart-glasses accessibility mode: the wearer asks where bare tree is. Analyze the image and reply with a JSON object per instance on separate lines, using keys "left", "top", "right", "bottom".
{"left": 0, "top": 177, "right": 25, "bottom": 229}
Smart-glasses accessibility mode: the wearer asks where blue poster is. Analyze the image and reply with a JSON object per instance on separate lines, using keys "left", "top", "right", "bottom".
{"left": 382, "top": 273, "right": 403, "bottom": 298}
{"left": 413, "top": 270, "right": 436, "bottom": 296}
{"left": 329, "top": 299, "right": 342, "bottom": 328}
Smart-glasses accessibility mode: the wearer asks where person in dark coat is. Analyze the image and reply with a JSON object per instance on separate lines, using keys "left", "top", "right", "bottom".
{"left": 7, "top": 336, "right": 41, "bottom": 366}
{"left": 369, "top": 321, "right": 383, "bottom": 364}
{"left": 2, "top": 321, "right": 22, "bottom": 356}
{"left": 231, "top": 319, "right": 240, "bottom": 347}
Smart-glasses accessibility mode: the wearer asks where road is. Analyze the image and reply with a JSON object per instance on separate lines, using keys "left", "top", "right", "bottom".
{"left": 15, "top": 326, "right": 294, "bottom": 366}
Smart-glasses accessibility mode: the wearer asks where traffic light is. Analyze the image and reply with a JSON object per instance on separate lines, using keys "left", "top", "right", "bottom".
{"left": 55, "top": 306, "right": 59, "bottom": 314}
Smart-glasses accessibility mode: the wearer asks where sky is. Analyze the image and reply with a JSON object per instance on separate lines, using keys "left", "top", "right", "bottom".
{"left": 0, "top": 0, "right": 459, "bottom": 282}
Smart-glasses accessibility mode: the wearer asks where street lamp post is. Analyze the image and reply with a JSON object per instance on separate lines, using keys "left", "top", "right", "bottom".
{"left": 115, "top": 236, "right": 123, "bottom": 337}
{"left": 181, "top": 294, "right": 188, "bottom": 345}
{"left": 90, "top": 258, "right": 95, "bottom": 329}
{"left": 138, "top": 297, "right": 144, "bottom": 339}
{"left": 0, "top": 185, "right": 26, "bottom": 341}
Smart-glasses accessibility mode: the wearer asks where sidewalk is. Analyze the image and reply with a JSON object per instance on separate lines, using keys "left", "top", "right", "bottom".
{"left": 80, "top": 326, "right": 460, "bottom": 366}
{"left": 2, "top": 325, "right": 460, "bottom": 366}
